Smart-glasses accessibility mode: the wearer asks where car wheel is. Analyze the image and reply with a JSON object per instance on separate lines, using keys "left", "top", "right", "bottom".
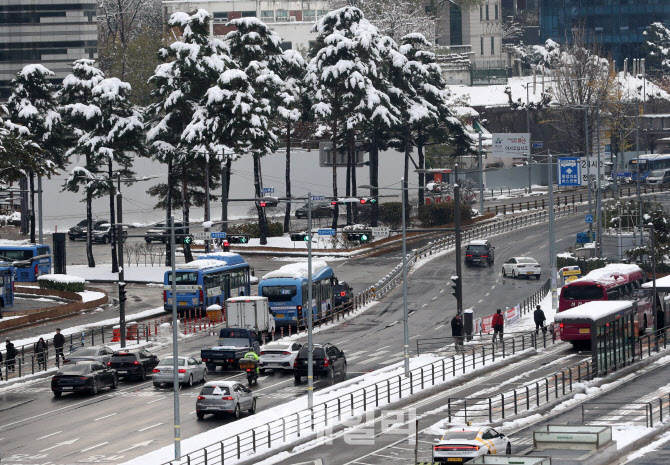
{"left": 140, "top": 367, "right": 147, "bottom": 381}
{"left": 153, "top": 382, "right": 161, "bottom": 389}
{"left": 53, "top": 391, "right": 62, "bottom": 397}
{"left": 506, "top": 443, "right": 512, "bottom": 455}
{"left": 111, "top": 374, "right": 119, "bottom": 390}
{"left": 206, "top": 362, "right": 215, "bottom": 371}
{"left": 103, "top": 236, "right": 109, "bottom": 244}
{"left": 536, "top": 274, "right": 541, "bottom": 280}
{"left": 249, "top": 398, "right": 256, "bottom": 414}
{"left": 91, "top": 379, "right": 98, "bottom": 395}
{"left": 201, "top": 370, "right": 207, "bottom": 383}
{"left": 259, "top": 368, "right": 266, "bottom": 375}
{"left": 294, "top": 375, "right": 301, "bottom": 385}
{"left": 233, "top": 403, "right": 241, "bottom": 420}
{"left": 145, "top": 239, "right": 151, "bottom": 244}
{"left": 502, "top": 267, "right": 506, "bottom": 276}
{"left": 512, "top": 270, "right": 516, "bottom": 279}
{"left": 328, "top": 367, "right": 335, "bottom": 381}
{"left": 187, "top": 374, "right": 193, "bottom": 388}
{"left": 341, "top": 362, "right": 347, "bottom": 380}
{"left": 196, "top": 411, "right": 205, "bottom": 420}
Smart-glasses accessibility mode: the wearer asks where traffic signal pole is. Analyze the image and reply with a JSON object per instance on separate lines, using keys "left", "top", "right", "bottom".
{"left": 307, "top": 192, "right": 314, "bottom": 409}
{"left": 401, "top": 178, "right": 410, "bottom": 377}
{"left": 454, "top": 170, "right": 463, "bottom": 315}
{"left": 116, "top": 192, "right": 126, "bottom": 348}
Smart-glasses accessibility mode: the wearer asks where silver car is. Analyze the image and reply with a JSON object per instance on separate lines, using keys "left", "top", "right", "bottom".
{"left": 64, "top": 346, "right": 115, "bottom": 365}
{"left": 196, "top": 380, "right": 256, "bottom": 420}
{"left": 152, "top": 356, "right": 207, "bottom": 388}
{"left": 259, "top": 341, "right": 302, "bottom": 373}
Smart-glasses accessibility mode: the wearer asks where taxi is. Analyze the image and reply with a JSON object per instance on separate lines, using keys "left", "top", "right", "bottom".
{"left": 432, "top": 426, "right": 511, "bottom": 463}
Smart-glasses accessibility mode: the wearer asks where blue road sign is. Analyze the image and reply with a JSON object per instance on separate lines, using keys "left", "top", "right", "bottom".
{"left": 532, "top": 142, "right": 544, "bottom": 149}
{"left": 585, "top": 214, "right": 594, "bottom": 224}
{"left": 318, "top": 228, "right": 336, "bottom": 236}
{"left": 261, "top": 187, "right": 274, "bottom": 194}
{"left": 558, "top": 157, "right": 581, "bottom": 186}
{"left": 210, "top": 232, "right": 227, "bottom": 239}
{"left": 312, "top": 195, "right": 325, "bottom": 201}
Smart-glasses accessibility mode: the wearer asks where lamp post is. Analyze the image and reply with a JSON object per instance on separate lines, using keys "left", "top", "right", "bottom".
{"left": 169, "top": 216, "right": 181, "bottom": 460}
{"left": 548, "top": 152, "right": 558, "bottom": 310}
{"left": 307, "top": 191, "right": 314, "bottom": 408}
{"left": 642, "top": 223, "right": 657, "bottom": 333}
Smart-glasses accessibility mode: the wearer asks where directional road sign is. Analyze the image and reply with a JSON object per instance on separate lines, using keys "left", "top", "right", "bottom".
{"left": 371, "top": 226, "right": 390, "bottom": 238}
{"left": 193, "top": 231, "right": 209, "bottom": 240}
{"left": 558, "top": 157, "right": 581, "bottom": 187}
{"left": 532, "top": 142, "right": 544, "bottom": 149}
{"left": 261, "top": 187, "right": 274, "bottom": 194}
{"left": 585, "top": 214, "right": 594, "bottom": 224}
{"left": 318, "top": 228, "right": 336, "bottom": 236}
{"left": 210, "top": 232, "right": 227, "bottom": 239}
{"left": 312, "top": 195, "right": 325, "bottom": 201}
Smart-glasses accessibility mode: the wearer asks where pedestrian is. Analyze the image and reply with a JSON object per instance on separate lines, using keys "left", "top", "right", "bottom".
{"left": 53, "top": 328, "right": 65, "bottom": 364}
{"left": 35, "top": 337, "right": 47, "bottom": 371}
{"left": 5, "top": 339, "right": 17, "bottom": 372}
{"left": 534, "top": 305, "right": 547, "bottom": 335}
{"left": 451, "top": 313, "right": 464, "bottom": 349}
{"left": 492, "top": 309, "right": 504, "bottom": 343}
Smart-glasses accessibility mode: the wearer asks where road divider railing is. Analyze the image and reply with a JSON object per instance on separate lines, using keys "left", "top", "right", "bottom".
{"left": 580, "top": 393, "right": 670, "bottom": 428}
{"left": 161, "top": 329, "right": 549, "bottom": 465}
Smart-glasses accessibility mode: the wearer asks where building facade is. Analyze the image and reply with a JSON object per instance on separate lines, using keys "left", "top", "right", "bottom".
{"left": 0, "top": 0, "right": 97, "bottom": 99}
{"left": 539, "top": 0, "right": 670, "bottom": 64}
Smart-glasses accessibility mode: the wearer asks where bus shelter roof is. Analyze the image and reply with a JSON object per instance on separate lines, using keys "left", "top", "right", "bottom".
{"left": 642, "top": 275, "right": 670, "bottom": 292}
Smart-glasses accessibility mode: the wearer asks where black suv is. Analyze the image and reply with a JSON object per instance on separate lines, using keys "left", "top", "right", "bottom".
{"left": 108, "top": 349, "right": 159, "bottom": 381}
{"left": 465, "top": 240, "right": 495, "bottom": 267}
{"left": 68, "top": 219, "right": 109, "bottom": 241}
{"left": 293, "top": 343, "right": 347, "bottom": 384}
{"left": 144, "top": 221, "right": 185, "bottom": 243}
{"left": 92, "top": 223, "right": 128, "bottom": 244}
{"left": 294, "top": 203, "right": 333, "bottom": 219}
{"left": 333, "top": 282, "right": 353, "bottom": 307}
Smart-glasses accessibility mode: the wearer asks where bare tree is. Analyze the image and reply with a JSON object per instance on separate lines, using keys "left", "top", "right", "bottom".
{"left": 357, "top": 0, "right": 436, "bottom": 43}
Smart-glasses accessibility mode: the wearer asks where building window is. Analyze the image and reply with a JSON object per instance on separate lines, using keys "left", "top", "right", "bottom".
{"left": 485, "top": 4, "right": 489, "bottom": 20}
{"left": 449, "top": 4, "right": 462, "bottom": 46}
{"left": 491, "top": 36, "right": 495, "bottom": 55}
{"left": 276, "top": 9, "right": 289, "bottom": 21}
{"left": 241, "top": 11, "right": 256, "bottom": 17}
{"left": 495, "top": 4, "right": 498, "bottom": 20}
{"left": 304, "top": 9, "right": 315, "bottom": 21}
{"left": 261, "top": 10, "right": 274, "bottom": 21}
{"left": 480, "top": 6, "right": 482, "bottom": 21}
{"left": 213, "top": 12, "right": 228, "bottom": 22}
{"left": 481, "top": 37, "right": 484, "bottom": 55}
{"left": 280, "top": 41, "right": 292, "bottom": 51}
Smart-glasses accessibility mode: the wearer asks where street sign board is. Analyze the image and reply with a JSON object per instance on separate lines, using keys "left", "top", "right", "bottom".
{"left": 492, "top": 133, "right": 530, "bottom": 159}
{"left": 318, "top": 228, "right": 336, "bottom": 236}
{"left": 312, "top": 195, "right": 325, "bottom": 201}
{"left": 557, "top": 157, "right": 581, "bottom": 186}
{"left": 193, "top": 231, "right": 209, "bottom": 240}
{"left": 261, "top": 187, "right": 274, "bottom": 194}
{"left": 210, "top": 232, "right": 227, "bottom": 239}
{"left": 371, "top": 226, "right": 390, "bottom": 238}
{"left": 585, "top": 214, "right": 594, "bottom": 224}
{"left": 580, "top": 156, "right": 605, "bottom": 186}
{"left": 532, "top": 142, "right": 544, "bottom": 149}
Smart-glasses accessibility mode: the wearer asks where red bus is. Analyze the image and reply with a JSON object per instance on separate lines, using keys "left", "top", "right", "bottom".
{"left": 558, "top": 264, "right": 653, "bottom": 342}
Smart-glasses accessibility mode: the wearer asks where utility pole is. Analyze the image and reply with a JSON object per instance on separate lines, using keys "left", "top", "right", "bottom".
{"left": 548, "top": 152, "right": 557, "bottom": 310}
{"left": 170, "top": 216, "right": 181, "bottom": 460}
{"left": 401, "top": 178, "right": 410, "bottom": 377}
{"left": 307, "top": 191, "right": 314, "bottom": 408}
{"left": 454, "top": 165, "right": 463, "bottom": 316}
{"left": 636, "top": 111, "right": 642, "bottom": 229}
{"left": 116, "top": 186, "right": 126, "bottom": 348}
{"left": 221, "top": 162, "right": 229, "bottom": 234}
{"left": 596, "top": 101, "right": 602, "bottom": 258}
{"left": 478, "top": 132, "right": 484, "bottom": 214}
{"left": 585, "top": 108, "right": 593, "bottom": 237}
{"left": 205, "top": 156, "right": 210, "bottom": 253}
{"left": 37, "top": 176, "right": 43, "bottom": 244}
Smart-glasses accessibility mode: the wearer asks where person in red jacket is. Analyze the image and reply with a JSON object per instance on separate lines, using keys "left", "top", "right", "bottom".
{"left": 492, "top": 309, "right": 504, "bottom": 342}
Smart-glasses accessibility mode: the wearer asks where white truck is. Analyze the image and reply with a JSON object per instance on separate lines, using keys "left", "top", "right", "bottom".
{"left": 225, "top": 296, "right": 275, "bottom": 343}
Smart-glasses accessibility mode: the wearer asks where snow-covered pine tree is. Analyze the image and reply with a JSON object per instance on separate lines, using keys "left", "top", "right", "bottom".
{"left": 147, "top": 9, "right": 226, "bottom": 262}
{"left": 7, "top": 64, "right": 69, "bottom": 244}
{"left": 60, "top": 59, "right": 106, "bottom": 267}
{"left": 306, "top": 6, "right": 397, "bottom": 228}
{"left": 644, "top": 22, "right": 670, "bottom": 74}
{"left": 0, "top": 106, "right": 42, "bottom": 184}
{"left": 278, "top": 49, "right": 307, "bottom": 232}
{"left": 225, "top": 17, "right": 284, "bottom": 244}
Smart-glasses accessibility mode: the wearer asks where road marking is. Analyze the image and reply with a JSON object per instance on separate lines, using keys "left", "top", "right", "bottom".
{"left": 81, "top": 442, "right": 109, "bottom": 452}
{"left": 485, "top": 292, "right": 490, "bottom": 296}
{"left": 478, "top": 299, "right": 484, "bottom": 303}
{"left": 94, "top": 413, "right": 118, "bottom": 421}
{"left": 491, "top": 285, "right": 496, "bottom": 290}
{"left": 439, "top": 289, "right": 444, "bottom": 293}
{"left": 189, "top": 410, "right": 197, "bottom": 414}
{"left": 421, "top": 303, "right": 427, "bottom": 308}
{"left": 138, "top": 422, "right": 163, "bottom": 432}
{"left": 40, "top": 438, "right": 79, "bottom": 452}
{"left": 37, "top": 431, "right": 62, "bottom": 440}
{"left": 409, "top": 335, "right": 420, "bottom": 340}
{"left": 434, "top": 324, "right": 445, "bottom": 330}
{"left": 432, "top": 296, "right": 437, "bottom": 300}
{"left": 147, "top": 397, "right": 167, "bottom": 404}
{"left": 254, "top": 378, "right": 294, "bottom": 393}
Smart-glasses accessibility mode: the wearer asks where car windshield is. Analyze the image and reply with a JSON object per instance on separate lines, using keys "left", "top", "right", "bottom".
{"left": 298, "top": 347, "right": 326, "bottom": 358}
{"left": 111, "top": 354, "right": 137, "bottom": 362}
{"left": 467, "top": 245, "right": 488, "bottom": 252}
{"left": 650, "top": 170, "right": 666, "bottom": 177}
{"left": 262, "top": 285, "right": 297, "bottom": 301}
{"left": 167, "top": 271, "right": 199, "bottom": 285}
{"left": 562, "top": 284, "right": 605, "bottom": 300}
{"left": 70, "top": 348, "right": 100, "bottom": 356}
{"left": 58, "top": 364, "right": 91, "bottom": 375}
{"left": 443, "top": 431, "right": 479, "bottom": 440}
{"left": 76, "top": 220, "right": 87, "bottom": 227}
{"left": 200, "top": 386, "right": 230, "bottom": 395}
{"left": 159, "top": 358, "right": 185, "bottom": 366}
{"left": 264, "top": 343, "right": 290, "bottom": 351}
{"left": 94, "top": 224, "right": 110, "bottom": 231}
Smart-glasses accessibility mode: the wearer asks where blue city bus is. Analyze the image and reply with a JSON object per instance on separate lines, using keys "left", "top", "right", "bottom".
{"left": 163, "top": 255, "right": 251, "bottom": 314}
{"left": 615, "top": 154, "right": 670, "bottom": 181}
{"left": 258, "top": 261, "right": 336, "bottom": 328}
{"left": 0, "top": 265, "right": 15, "bottom": 309}
{"left": 0, "top": 244, "right": 51, "bottom": 282}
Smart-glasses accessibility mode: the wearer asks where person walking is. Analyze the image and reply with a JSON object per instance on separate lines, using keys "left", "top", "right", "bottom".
{"left": 5, "top": 339, "right": 17, "bottom": 372}
{"left": 35, "top": 337, "right": 47, "bottom": 371}
{"left": 492, "top": 309, "right": 504, "bottom": 343}
{"left": 53, "top": 328, "right": 65, "bottom": 364}
{"left": 534, "top": 305, "right": 547, "bottom": 335}
{"left": 451, "top": 313, "right": 464, "bottom": 349}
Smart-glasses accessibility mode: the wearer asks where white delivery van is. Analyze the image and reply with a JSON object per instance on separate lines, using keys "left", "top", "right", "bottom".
{"left": 225, "top": 296, "right": 275, "bottom": 342}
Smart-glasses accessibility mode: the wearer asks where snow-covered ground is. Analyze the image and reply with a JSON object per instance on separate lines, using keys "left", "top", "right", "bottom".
{"left": 77, "top": 290, "right": 106, "bottom": 302}
{"left": 67, "top": 264, "right": 169, "bottom": 283}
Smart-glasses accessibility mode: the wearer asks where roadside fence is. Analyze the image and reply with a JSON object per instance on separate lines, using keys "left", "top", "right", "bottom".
{"left": 581, "top": 393, "right": 670, "bottom": 428}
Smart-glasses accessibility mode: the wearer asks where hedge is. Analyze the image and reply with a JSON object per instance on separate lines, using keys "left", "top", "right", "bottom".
{"left": 417, "top": 202, "right": 472, "bottom": 227}
{"left": 37, "top": 275, "right": 86, "bottom": 293}
{"left": 227, "top": 221, "right": 283, "bottom": 238}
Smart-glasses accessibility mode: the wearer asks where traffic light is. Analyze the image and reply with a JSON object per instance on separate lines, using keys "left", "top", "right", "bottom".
{"left": 347, "top": 232, "right": 371, "bottom": 242}
{"left": 359, "top": 233, "right": 370, "bottom": 242}
{"left": 222, "top": 240, "right": 230, "bottom": 252}
{"left": 331, "top": 199, "right": 347, "bottom": 205}
{"left": 228, "top": 235, "right": 250, "bottom": 244}
{"left": 183, "top": 235, "right": 193, "bottom": 245}
{"left": 259, "top": 200, "right": 278, "bottom": 207}
{"left": 118, "top": 282, "right": 127, "bottom": 303}
{"left": 290, "top": 232, "right": 309, "bottom": 241}
{"left": 450, "top": 275, "right": 461, "bottom": 302}
{"left": 359, "top": 197, "right": 378, "bottom": 204}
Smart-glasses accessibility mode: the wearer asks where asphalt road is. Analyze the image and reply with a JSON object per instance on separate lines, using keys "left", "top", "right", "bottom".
{"left": 0, "top": 208, "right": 588, "bottom": 464}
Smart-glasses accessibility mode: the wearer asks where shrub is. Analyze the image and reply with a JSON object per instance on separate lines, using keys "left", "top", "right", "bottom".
{"left": 228, "top": 221, "right": 283, "bottom": 238}
{"left": 37, "top": 274, "right": 86, "bottom": 293}
{"left": 418, "top": 202, "right": 472, "bottom": 227}
{"left": 353, "top": 202, "right": 404, "bottom": 229}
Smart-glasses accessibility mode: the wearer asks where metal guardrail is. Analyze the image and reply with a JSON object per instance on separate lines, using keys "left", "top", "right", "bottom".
{"left": 581, "top": 393, "right": 670, "bottom": 428}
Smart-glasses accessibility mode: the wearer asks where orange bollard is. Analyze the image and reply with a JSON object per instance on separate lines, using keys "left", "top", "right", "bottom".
{"left": 288, "top": 325, "right": 291, "bottom": 337}
{"left": 281, "top": 328, "right": 284, "bottom": 339}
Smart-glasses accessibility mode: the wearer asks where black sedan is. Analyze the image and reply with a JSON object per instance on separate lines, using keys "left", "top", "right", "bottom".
{"left": 51, "top": 361, "right": 118, "bottom": 397}
{"left": 334, "top": 282, "right": 353, "bottom": 307}
{"left": 68, "top": 219, "right": 109, "bottom": 241}
{"left": 108, "top": 349, "right": 159, "bottom": 380}
{"left": 294, "top": 203, "right": 333, "bottom": 219}
{"left": 293, "top": 343, "right": 347, "bottom": 384}
{"left": 63, "top": 345, "right": 115, "bottom": 366}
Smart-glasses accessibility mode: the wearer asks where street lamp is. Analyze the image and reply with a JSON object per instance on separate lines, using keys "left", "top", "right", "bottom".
{"left": 641, "top": 223, "right": 657, "bottom": 333}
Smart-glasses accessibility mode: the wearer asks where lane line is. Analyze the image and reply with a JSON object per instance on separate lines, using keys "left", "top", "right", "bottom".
{"left": 36, "top": 431, "right": 62, "bottom": 440}
{"left": 147, "top": 397, "right": 168, "bottom": 404}
{"left": 94, "top": 413, "right": 118, "bottom": 422}
{"left": 81, "top": 442, "right": 109, "bottom": 452}
{"left": 421, "top": 304, "right": 427, "bottom": 308}
{"left": 138, "top": 422, "right": 163, "bottom": 432}
{"left": 434, "top": 324, "right": 445, "bottom": 330}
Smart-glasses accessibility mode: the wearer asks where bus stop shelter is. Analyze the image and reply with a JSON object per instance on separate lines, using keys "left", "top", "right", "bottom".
{"left": 642, "top": 275, "right": 670, "bottom": 330}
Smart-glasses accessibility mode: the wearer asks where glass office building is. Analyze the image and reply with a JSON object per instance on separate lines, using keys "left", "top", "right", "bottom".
{"left": 539, "top": 0, "right": 670, "bottom": 64}
{"left": 0, "top": 0, "right": 97, "bottom": 99}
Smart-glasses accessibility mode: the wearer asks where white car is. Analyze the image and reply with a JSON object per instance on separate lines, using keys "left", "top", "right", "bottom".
{"left": 432, "top": 426, "right": 511, "bottom": 463}
{"left": 259, "top": 341, "right": 302, "bottom": 373}
{"left": 502, "top": 256, "right": 541, "bottom": 280}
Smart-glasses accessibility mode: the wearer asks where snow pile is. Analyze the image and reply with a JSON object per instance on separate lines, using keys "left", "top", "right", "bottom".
{"left": 76, "top": 290, "right": 106, "bottom": 303}
{"left": 180, "top": 259, "right": 227, "bottom": 270}
{"left": 37, "top": 274, "right": 85, "bottom": 284}
{"left": 262, "top": 260, "right": 329, "bottom": 279}
{"left": 555, "top": 300, "right": 631, "bottom": 322}
{"left": 570, "top": 263, "right": 642, "bottom": 285}
{"left": 0, "top": 238, "right": 31, "bottom": 246}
